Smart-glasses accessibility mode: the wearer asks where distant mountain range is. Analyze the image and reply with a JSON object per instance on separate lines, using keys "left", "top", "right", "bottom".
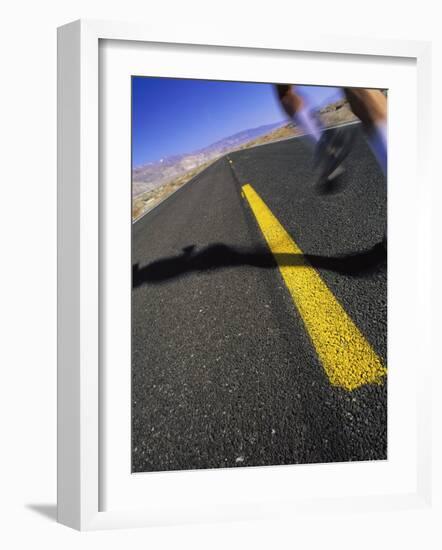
{"left": 132, "top": 121, "right": 286, "bottom": 197}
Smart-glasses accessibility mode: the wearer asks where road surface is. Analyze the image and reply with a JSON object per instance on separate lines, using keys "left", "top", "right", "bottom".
{"left": 131, "top": 123, "right": 387, "bottom": 472}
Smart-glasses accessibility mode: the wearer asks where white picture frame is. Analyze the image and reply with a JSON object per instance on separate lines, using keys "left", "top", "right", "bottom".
{"left": 57, "top": 19, "right": 432, "bottom": 531}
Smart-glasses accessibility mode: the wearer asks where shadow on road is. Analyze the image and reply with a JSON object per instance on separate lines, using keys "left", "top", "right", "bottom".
{"left": 133, "top": 241, "right": 386, "bottom": 287}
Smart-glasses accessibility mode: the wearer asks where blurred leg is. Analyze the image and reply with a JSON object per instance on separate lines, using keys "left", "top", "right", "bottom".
{"left": 275, "top": 84, "right": 304, "bottom": 118}
{"left": 344, "top": 88, "right": 387, "bottom": 175}
{"left": 344, "top": 88, "right": 387, "bottom": 128}
{"left": 275, "top": 84, "right": 322, "bottom": 143}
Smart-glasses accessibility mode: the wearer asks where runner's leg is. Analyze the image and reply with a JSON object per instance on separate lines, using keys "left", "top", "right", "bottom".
{"left": 344, "top": 88, "right": 387, "bottom": 175}
{"left": 275, "top": 84, "right": 322, "bottom": 144}
{"left": 275, "top": 84, "right": 354, "bottom": 183}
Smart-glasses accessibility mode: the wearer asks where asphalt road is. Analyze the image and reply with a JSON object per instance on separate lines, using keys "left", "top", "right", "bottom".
{"left": 131, "top": 123, "right": 387, "bottom": 473}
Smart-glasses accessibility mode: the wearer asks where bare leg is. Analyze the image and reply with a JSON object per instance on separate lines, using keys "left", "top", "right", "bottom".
{"left": 344, "top": 88, "right": 387, "bottom": 175}
{"left": 275, "top": 84, "right": 322, "bottom": 143}
{"left": 344, "top": 88, "right": 387, "bottom": 130}
{"left": 276, "top": 84, "right": 304, "bottom": 118}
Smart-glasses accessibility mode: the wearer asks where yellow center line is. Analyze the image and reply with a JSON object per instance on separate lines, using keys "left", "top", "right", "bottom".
{"left": 242, "top": 183, "right": 386, "bottom": 391}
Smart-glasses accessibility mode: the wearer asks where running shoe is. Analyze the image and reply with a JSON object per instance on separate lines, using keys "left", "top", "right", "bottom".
{"left": 314, "top": 126, "right": 356, "bottom": 183}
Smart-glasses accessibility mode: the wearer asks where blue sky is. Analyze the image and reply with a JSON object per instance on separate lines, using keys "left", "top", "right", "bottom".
{"left": 132, "top": 77, "right": 343, "bottom": 167}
